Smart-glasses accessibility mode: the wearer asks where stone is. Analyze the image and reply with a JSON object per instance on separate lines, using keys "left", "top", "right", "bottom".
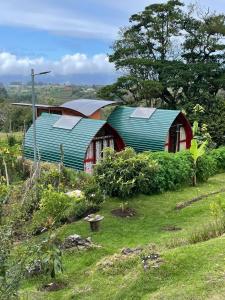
{"left": 26, "top": 259, "right": 43, "bottom": 277}
{"left": 61, "top": 234, "right": 93, "bottom": 250}
{"left": 121, "top": 247, "right": 143, "bottom": 255}
{"left": 141, "top": 253, "right": 164, "bottom": 270}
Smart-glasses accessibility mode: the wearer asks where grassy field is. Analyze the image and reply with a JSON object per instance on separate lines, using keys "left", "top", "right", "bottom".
{"left": 20, "top": 173, "right": 225, "bottom": 300}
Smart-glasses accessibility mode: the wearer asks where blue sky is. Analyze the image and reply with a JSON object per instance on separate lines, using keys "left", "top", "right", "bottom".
{"left": 0, "top": 0, "right": 224, "bottom": 84}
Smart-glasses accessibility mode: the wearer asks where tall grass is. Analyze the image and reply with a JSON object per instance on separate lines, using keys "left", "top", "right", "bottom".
{"left": 188, "top": 218, "right": 225, "bottom": 244}
{"left": 167, "top": 217, "right": 225, "bottom": 249}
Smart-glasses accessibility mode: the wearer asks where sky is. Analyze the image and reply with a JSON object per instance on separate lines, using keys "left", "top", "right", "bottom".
{"left": 0, "top": 0, "right": 225, "bottom": 84}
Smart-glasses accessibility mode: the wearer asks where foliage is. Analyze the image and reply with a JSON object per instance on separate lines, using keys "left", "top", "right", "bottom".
{"left": 0, "top": 226, "right": 27, "bottom": 300}
{"left": 38, "top": 163, "right": 89, "bottom": 191}
{"left": 188, "top": 217, "right": 225, "bottom": 244}
{"left": 148, "top": 151, "right": 193, "bottom": 192}
{"left": 82, "top": 175, "right": 104, "bottom": 206}
{"left": 32, "top": 186, "right": 77, "bottom": 228}
{"left": 98, "top": 1, "right": 225, "bottom": 145}
{"left": 18, "top": 173, "right": 225, "bottom": 300}
{"left": 95, "top": 147, "right": 158, "bottom": 198}
{"left": 190, "top": 139, "right": 208, "bottom": 186}
{"left": 102, "top": 0, "right": 184, "bottom": 107}
{"left": 38, "top": 233, "right": 63, "bottom": 279}
{"left": 196, "top": 154, "right": 217, "bottom": 183}
{"left": 209, "top": 147, "right": 225, "bottom": 172}
{"left": 210, "top": 198, "right": 225, "bottom": 220}
{"left": 0, "top": 144, "right": 21, "bottom": 185}
{"left": 95, "top": 146, "right": 223, "bottom": 198}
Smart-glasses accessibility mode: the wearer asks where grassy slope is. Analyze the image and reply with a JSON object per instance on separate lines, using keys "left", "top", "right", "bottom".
{"left": 20, "top": 173, "right": 225, "bottom": 300}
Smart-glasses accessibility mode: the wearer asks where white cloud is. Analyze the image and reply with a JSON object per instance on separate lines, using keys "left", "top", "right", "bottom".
{"left": 0, "top": 52, "right": 115, "bottom": 76}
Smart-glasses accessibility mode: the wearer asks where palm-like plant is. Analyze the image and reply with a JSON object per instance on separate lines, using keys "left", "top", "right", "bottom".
{"left": 190, "top": 139, "right": 208, "bottom": 186}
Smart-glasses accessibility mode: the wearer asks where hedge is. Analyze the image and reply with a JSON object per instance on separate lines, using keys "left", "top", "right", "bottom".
{"left": 94, "top": 147, "right": 225, "bottom": 199}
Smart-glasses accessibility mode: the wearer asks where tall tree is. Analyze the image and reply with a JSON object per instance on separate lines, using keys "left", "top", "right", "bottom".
{"left": 98, "top": 1, "right": 225, "bottom": 109}
{"left": 100, "top": 0, "right": 184, "bottom": 107}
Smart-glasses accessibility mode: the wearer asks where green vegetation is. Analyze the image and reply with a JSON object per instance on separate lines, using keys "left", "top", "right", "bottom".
{"left": 0, "top": 83, "right": 101, "bottom": 132}
{"left": 1, "top": 1, "right": 225, "bottom": 298}
{"left": 98, "top": 0, "right": 225, "bottom": 146}
{"left": 1, "top": 131, "right": 225, "bottom": 299}
{"left": 18, "top": 173, "right": 225, "bottom": 300}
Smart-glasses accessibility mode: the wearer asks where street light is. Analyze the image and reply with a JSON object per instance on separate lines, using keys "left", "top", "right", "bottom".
{"left": 31, "top": 69, "right": 51, "bottom": 168}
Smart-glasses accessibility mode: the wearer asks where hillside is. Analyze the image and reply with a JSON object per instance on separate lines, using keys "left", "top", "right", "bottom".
{"left": 20, "top": 173, "right": 225, "bottom": 300}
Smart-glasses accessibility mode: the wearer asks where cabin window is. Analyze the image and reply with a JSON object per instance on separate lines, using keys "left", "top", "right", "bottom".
{"left": 84, "top": 136, "right": 115, "bottom": 173}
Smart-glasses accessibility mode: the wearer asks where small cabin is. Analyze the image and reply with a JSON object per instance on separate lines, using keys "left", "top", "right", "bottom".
{"left": 19, "top": 99, "right": 124, "bottom": 173}
{"left": 24, "top": 113, "right": 124, "bottom": 173}
{"left": 108, "top": 106, "right": 193, "bottom": 153}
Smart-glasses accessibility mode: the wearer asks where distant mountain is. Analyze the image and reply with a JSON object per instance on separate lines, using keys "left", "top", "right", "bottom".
{"left": 0, "top": 73, "right": 118, "bottom": 85}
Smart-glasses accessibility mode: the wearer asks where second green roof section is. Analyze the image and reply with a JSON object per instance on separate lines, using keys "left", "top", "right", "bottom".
{"left": 108, "top": 106, "right": 193, "bottom": 153}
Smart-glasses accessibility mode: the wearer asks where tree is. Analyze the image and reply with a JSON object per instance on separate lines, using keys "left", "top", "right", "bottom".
{"left": 0, "top": 85, "right": 8, "bottom": 103}
{"left": 100, "top": 0, "right": 184, "bottom": 107}
{"left": 99, "top": 1, "right": 225, "bottom": 109}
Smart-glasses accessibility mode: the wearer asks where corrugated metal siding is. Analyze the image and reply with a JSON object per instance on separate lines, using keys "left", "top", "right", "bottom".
{"left": 108, "top": 107, "right": 180, "bottom": 152}
{"left": 24, "top": 113, "right": 106, "bottom": 170}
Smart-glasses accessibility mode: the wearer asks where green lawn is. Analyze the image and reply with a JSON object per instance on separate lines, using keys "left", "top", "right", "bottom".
{"left": 20, "top": 173, "right": 225, "bottom": 300}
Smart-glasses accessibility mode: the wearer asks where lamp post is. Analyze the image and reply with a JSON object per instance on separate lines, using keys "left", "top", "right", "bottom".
{"left": 31, "top": 69, "right": 51, "bottom": 167}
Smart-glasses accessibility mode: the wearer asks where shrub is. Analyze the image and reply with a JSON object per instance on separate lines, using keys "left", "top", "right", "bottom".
{"left": 148, "top": 151, "right": 193, "bottom": 192}
{"left": 82, "top": 175, "right": 104, "bottom": 205}
{"left": 32, "top": 186, "right": 78, "bottom": 229}
{"left": 38, "top": 163, "right": 90, "bottom": 191}
{"left": 0, "top": 183, "right": 9, "bottom": 203}
{"left": 196, "top": 153, "right": 217, "bottom": 182}
{"left": 94, "top": 147, "right": 158, "bottom": 198}
{"left": 7, "top": 134, "right": 17, "bottom": 147}
{"left": 209, "top": 147, "right": 225, "bottom": 172}
{"left": 38, "top": 164, "right": 63, "bottom": 189}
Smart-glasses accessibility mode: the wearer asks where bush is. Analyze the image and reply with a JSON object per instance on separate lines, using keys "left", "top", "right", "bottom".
{"left": 209, "top": 147, "right": 225, "bottom": 173}
{"left": 148, "top": 151, "right": 193, "bottom": 192}
{"left": 196, "top": 153, "right": 217, "bottom": 182}
{"left": 32, "top": 186, "right": 79, "bottom": 229}
{"left": 94, "top": 147, "right": 158, "bottom": 198}
{"left": 82, "top": 175, "right": 104, "bottom": 205}
{"left": 95, "top": 146, "right": 220, "bottom": 199}
{"left": 38, "top": 162, "right": 91, "bottom": 191}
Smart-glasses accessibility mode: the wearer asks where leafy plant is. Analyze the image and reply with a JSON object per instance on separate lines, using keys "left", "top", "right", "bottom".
{"left": 149, "top": 151, "right": 193, "bottom": 193}
{"left": 40, "top": 233, "right": 63, "bottom": 279}
{"left": 0, "top": 226, "right": 27, "bottom": 300}
{"left": 95, "top": 147, "right": 158, "bottom": 199}
{"left": 31, "top": 186, "right": 77, "bottom": 231}
{"left": 190, "top": 139, "right": 208, "bottom": 186}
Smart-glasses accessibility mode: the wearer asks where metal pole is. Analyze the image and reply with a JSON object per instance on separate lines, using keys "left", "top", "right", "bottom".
{"left": 31, "top": 68, "right": 37, "bottom": 167}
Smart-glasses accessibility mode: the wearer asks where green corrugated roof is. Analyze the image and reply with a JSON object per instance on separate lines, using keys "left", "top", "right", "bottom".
{"left": 108, "top": 106, "right": 180, "bottom": 152}
{"left": 24, "top": 113, "right": 106, "bottom": 170}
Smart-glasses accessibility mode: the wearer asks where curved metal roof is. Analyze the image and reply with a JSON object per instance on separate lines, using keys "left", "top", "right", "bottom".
{"left": 108, "top": 106, "right": 181, "bottom": 152}
{"left": 60, "top": 99, "right": 118, "bottom": 116}
{"left": 24, "top": 113, "right": 106, "bottom": 170}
